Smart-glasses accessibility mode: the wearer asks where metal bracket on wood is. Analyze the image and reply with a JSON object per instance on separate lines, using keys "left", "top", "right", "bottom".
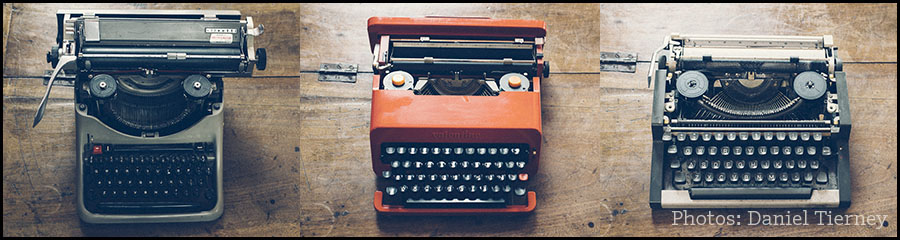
{"left": 42, "top": 69, "right": 77, "bottom": 87}
{"left": 597, "top": 51, "right": 638, "bottom": 73}
{"left": 317, "top": 63, "right": 358, "bottom": 83}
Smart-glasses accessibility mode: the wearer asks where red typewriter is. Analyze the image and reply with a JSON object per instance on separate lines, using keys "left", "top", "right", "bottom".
{"left": 368, "top": 16, "right": 547, "bottom": 214}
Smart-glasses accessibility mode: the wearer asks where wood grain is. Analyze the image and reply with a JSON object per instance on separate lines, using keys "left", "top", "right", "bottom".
{"left": 3, "top": 3, "right": 897, "bottom": 237}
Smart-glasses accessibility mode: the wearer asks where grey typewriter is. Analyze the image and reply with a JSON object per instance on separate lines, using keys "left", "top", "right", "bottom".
{"left": 648, "top": 34, "right": 851, "bottom": 208}
{"left": 35, "top": 10, "right": 266, "bottom": 223}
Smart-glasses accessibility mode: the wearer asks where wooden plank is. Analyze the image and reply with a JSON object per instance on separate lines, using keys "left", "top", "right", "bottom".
{"left": 3, "top": 3, "right": 11, "bottom": 57}
{"left": 2, "top": 3, "right": 895, "bottom": 76}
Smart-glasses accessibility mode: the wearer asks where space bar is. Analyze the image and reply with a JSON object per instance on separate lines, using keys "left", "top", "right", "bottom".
{"left": 406, "top": 199, "right": 505, "bottom": 205}
{"left": 690, "top": 188, "right": 812, "bottom": 199}
{"left": 98, "top": 202, "right": 200, "bottom": 209}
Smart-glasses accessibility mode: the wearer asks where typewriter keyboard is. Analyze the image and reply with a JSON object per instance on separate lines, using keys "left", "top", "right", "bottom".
{"left": 82, "top": 143, "right": 217, "bottom": 214}
{"left": 379, "top": 143, "right": 531, "bottom": 208}
{"left": 663, "top": 132, "right": 838, "bottom": 199}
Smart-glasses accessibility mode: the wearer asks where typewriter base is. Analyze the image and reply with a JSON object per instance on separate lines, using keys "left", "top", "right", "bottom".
{"left": 75, "top": 105, "right": 224, "bottom": 224}
{"left": 373, "top": 191, "right": 536, "bottom": 214}
{"left": 659, "top": 189, "right": 842, "bottom": 209}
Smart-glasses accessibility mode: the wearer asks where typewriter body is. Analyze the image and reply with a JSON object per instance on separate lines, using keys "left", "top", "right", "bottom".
{"left": 368, "top": 17, "right": 547, "bottom": 214}
{"left": 648, "top": 34, "right": 851, "bottom": 208}
{"left": 37, "top": 10, "right": 265, "bottom": 223}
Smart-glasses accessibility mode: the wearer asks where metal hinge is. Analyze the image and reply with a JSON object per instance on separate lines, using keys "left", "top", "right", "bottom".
{"left": 317, "top": 63, "right": 358, "bottom": 83}
{"left": 42, "top": 69, "right": 77, "bottom": 87}
{"left": 597, "top": 51, "right": 638, "bottom": 73}
{"left": 202, "top": 13, "right": 218, "bottom": 20}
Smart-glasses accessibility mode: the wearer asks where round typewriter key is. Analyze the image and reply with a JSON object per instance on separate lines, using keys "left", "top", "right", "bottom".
{"left": 789, "top": 132, "right": 799, "bottom": 141}
{"left": 500, "top": 73, "right": 530, "bottom": 91}
{"left": 675, "top": 71, "right": 709, "bottom": 98}
{"left": 183, "top": 75, "right": 212, "bottom": 98}
{"left": 667, "top": 145, "right": 678, "bottom": 154}
{"left": 89, "top": 74, "right": 117, "bottom": 98}
{"left": 793, "top": 71, "right": 828, "bottom": 100}
{"left": 764, "top": 132, "right": 774, "bottom": 141}
{"left": 801, "top": 132, "right": 811, "bottom": 141}
{"left": 515, "top": 187, "right": 526, "bottom": 196}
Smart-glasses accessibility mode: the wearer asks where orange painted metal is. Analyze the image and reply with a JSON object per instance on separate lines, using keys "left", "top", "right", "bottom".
{"left": 369, "top": 16, "right": 546, "bottom": 214}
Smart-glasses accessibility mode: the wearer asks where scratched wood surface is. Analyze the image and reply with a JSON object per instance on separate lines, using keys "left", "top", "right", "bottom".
{"left": 3, "top": 3, "right": 897, "bottom": 237}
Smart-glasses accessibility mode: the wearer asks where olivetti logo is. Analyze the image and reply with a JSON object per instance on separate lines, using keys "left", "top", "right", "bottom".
{"left": 432, "top": 131, "right": 481, "bottom": 140}
{"left": 205, "top": 28, "right": 237, "bottom": 34}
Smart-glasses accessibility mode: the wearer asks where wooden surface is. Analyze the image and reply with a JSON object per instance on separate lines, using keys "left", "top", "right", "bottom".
{"left": 3, "top": 3, "right": 897, "bottom": 237}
